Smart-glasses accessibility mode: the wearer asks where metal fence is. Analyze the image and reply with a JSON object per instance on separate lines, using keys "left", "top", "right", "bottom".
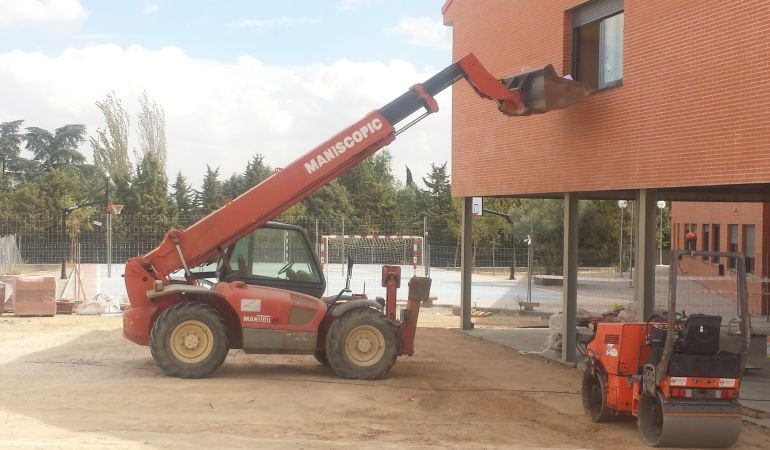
{"left": 1, "top": 214, "right": 768, "bottom": 320}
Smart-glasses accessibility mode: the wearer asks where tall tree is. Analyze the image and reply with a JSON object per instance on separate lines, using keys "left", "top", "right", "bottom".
{"left": 25, "top": 125, "right": 87, "bottom": 170}
{"left": 0, "top": 120, "right": 25, "bottom": 184}
{"left": 243, "top": 153, "right": 272, "bottom": 190}
{"left": 422, "top": 162, "right": 457, "bottom": 244}
{"left": 91, "top": 92, "right": 131, "bottom": 195}
{"left": 137, "top": 91, "right": 167, "bottom": 171}
{"left": 132, "top": 152, "right": 169, "bottom": 218}
{"left": 337, "top": 150, "right": 397, "bottom": 232}
{"left": 200, "top": 165, "right": 223, "bottom": 214}
{"left": 171, "top": 171, "right": 194, "bottom": 215}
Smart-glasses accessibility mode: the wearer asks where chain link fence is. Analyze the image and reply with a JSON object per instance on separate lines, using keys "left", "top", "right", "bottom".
{"left": 1, "top": 213, "right": 768, "bottom": 320}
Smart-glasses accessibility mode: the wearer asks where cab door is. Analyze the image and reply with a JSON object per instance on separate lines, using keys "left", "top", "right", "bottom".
{"left": 223, "top": 222, "right": 326, "bottom": 298}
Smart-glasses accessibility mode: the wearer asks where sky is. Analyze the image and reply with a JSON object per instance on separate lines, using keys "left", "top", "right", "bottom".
{"left": 0, "top": 0, "right": 452, "bottom": 188}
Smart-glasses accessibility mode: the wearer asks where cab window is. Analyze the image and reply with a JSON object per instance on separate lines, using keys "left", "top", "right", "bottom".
{"left": 229, "top": 227, "right": 321, "bottom": 283}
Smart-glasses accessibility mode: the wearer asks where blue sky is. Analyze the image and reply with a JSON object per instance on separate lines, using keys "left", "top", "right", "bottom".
{"left": 0, "top": 0, "right": 452, "bottom": 186}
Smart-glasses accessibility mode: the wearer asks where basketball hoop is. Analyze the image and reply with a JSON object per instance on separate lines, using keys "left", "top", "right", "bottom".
{"left": 106, "top": 204, "right": 124, "bottom": 215}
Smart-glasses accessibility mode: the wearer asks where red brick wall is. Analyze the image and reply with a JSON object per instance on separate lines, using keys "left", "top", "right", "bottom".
{"left": 443, "top": 0, "right": 770, "bottom": 197}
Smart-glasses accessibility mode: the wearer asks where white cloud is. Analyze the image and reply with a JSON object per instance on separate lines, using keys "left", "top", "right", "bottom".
{"left": 142, "top": 2, "right": 159, "bottom": 14}
{"left": 0, "top": 45, "right": 451, "bottom": 188}
{"left": 234, "top": 16, "right": 315, "bottom": 31}
{"left": 337, "top": 0, "right": 371, "bottom": 11}
{"left": 385, "top": 16, "right": 450, "bottom": 50}
{"left": 0, "top": 0, "right": 88, "bottom": 29}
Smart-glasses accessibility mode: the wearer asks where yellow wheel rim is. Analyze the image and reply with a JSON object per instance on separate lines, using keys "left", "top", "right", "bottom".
{"left": 170, "top": 320, "right": 214, "bottom": 364}
{"left": 345, "top": 325, "right": 385, "bottom": 367}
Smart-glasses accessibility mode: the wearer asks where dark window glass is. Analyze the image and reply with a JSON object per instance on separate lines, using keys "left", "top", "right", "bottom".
{"left": 728, "top": 224, "right": 739, "bottom": 269}
{"left": 574, "top": 11, "right": 624, "bottom": 89}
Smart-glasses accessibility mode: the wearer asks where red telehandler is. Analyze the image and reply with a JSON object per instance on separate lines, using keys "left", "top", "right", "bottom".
{"left": 122, "top": 54, "right": 592, "bottom": 379}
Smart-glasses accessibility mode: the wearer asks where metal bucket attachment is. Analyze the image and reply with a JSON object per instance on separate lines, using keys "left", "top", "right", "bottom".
{"left": 501, "top": 65, "right": 593, "bottom": 116}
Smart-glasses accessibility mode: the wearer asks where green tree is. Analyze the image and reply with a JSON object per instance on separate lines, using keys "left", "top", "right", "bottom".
{"left": 137, "top": 91, "right": 167, "bottom": 171}
{"left": 25, "top": 125, "right": 87, "bottom": 170}
{"left": 171, "top": 171, "right": 194, "bottom": 215}
{"left": 422, "top": 162, "right": 457, "bottom": 244}
{"left": 303, "top": 180, "right": 354, "bottom": 223}
{"left": 338, "top": 150, "right": 397, "bottom": 232}
{"left": 91, "top": 92, "right": 132, "bottom": 198}
{"left": 0, "top": 120, "right": 25, "bottom": 184}
{"left": 131, "top": 153, "right": 169, "bottom": 218}
{"left": 200, "top": 165, "right": 223, "bottom": 214}
{"left": 243, "top": 153, "right": 273, "bottom": 189}
{"left": 221, "top": 174, "right": 243, "bottom": 201}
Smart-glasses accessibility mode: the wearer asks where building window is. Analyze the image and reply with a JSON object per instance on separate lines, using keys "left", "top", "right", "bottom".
{"left": 743, "top": 224, "right": 755, "bottom": 274}
{"left": 712, "top": 224, "right": 720, "bottom": 264}
{"left": 728, "top": 224, "right": 739, "bottom": 269}
{"left": 572, "top": 0, "right": 624, "bottom": 89}
{"left": 702, "top": 224, "right": 710, "bottom": 261}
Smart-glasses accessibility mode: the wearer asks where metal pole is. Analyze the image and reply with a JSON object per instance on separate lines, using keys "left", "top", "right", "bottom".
{"left": 60, "top": 210, "right": 68, "bottom": 279}
{"left": 619, "top": 208, "right": 624, "bottom": 275}
{"left": 630, "top": 200, "right": 635, "bottom": 285}
{"left": 527, "top": 243, "right": 533, "bottom": 303}
{"left": 107, "top": 213, "right": 112, "bottom": 278}
{"left": 659, "top": 207, "right": 663, "bottom": 265}
{"left": 423, "top": 216, "right": 429, "bottom": 277}
{"left": 315, "top": 219, "right": 319, "bottom": 256}
{"left": 461, "top": 197, "right": 473, "bottom": 330}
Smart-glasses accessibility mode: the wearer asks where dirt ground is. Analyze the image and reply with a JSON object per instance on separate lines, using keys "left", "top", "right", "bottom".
{"left": 1, "top": 310, "right": 769, "bottom": 449}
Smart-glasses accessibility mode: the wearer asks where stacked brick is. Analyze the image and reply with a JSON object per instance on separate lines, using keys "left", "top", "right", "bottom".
{"left": 13, "top": 276, "right": 56, "bottom": 317}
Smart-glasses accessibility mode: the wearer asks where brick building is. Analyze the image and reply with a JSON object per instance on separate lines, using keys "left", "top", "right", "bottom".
{"left": 442, "top": 0, "right": 770, "bottom": 357}
{"left": 672, "top": 202, "right": 768, "bottom": 314}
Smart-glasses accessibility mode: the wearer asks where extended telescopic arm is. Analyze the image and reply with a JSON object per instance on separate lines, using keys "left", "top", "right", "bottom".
{"left": 124, "top": 53, "right": 591, "bottom": 305}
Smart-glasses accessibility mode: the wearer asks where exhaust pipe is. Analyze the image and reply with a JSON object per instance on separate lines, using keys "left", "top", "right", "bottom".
{"left": 501, "top": 65, "right": 593, "bottom": 116}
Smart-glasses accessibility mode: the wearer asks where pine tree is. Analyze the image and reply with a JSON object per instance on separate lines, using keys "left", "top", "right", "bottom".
{"left": 422, "top": 162, "right": 456, "bottom": 244}
{"left": 200, "top": 165, "right": 223, "bottom": 214}
{"left": 0, "top": 120, "right": 25, "bottom": 185}
{"left": 171, "top": 171, "right": 194, "bottom": 215}
{"left": 133, "top": 153, "right": 169, "bottom": 218}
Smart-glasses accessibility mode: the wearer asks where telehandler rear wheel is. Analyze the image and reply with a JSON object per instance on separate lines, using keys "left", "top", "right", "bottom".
{"left": 325, "top": 308, "right": 397, "bottom": 379}
{"left": 150, "top": 301, "right": 229, "bottom": 379}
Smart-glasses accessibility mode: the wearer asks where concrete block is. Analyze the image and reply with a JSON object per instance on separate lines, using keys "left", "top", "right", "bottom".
{"left": 13, "top": 276, "right": 56, "bottom": 317}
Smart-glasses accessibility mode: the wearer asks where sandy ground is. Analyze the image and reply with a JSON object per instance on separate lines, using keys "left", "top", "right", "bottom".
{"left": 1, "top": 311, "right": 769, "bottom": 449}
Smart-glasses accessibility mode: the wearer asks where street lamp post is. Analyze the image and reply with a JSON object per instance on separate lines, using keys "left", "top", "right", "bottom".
{"left": 657, "top": 200, "right": 667, "bottom": 265}
{"left": 618, "top": 200, "right": 628, "bottom": 275}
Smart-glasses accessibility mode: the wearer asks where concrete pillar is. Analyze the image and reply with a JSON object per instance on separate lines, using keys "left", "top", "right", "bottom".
{"left": 562, "top": 193, "right": 578, "bottom": 362}
{"left": 635, "top": 189, "right": 657, "bottom": 320}
{"left": 461, "top": 197, "right": 474, "bottom": 330}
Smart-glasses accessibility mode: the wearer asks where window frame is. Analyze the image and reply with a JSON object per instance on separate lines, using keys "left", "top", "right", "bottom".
{"left": 571, "top": 0, "right": 624, "bottom": 90}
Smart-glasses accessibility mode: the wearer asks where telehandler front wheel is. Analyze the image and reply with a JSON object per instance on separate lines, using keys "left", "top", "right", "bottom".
{"left": 150, "top": 301, "right": 229, "bottom": 379}
{"left": 325, "top": 308, "right": 397, "bottom": 380}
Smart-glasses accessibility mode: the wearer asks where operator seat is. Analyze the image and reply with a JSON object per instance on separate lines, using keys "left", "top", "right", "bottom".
{"left": 679, "top": 314, "right": 722, "bottom": 355}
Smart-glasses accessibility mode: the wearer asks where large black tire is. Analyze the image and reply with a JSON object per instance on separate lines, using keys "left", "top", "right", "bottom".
{"left": 325, "top": 308, "right": 397, "bottom": 380}
{"left": 150, "top": 302, "right": 229, "bottom": 379}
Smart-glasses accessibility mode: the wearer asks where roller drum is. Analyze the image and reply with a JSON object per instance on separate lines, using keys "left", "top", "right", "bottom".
{"left": 638, "top": 392, "right": 741, "bottom": 448}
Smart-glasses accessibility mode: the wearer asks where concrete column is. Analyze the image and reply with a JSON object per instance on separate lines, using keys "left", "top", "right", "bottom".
{"left": 562, "top": 193, "right": 578, "bottom": 362}
{"left": 635, "top": 189, "right": 657, "bottom": 320}
{"left": 461, "top": 197, "right": 473, "bottom": 330}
